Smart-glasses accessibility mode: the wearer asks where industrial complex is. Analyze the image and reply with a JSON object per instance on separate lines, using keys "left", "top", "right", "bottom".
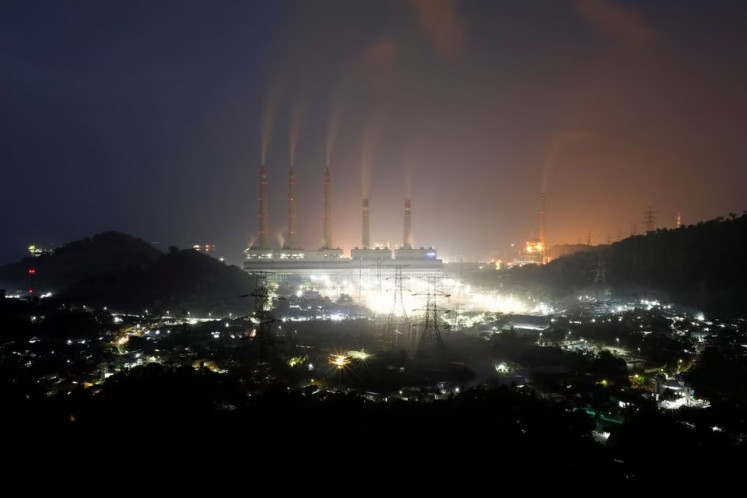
{"left": 243, "top": 165, "right": 443, "bottom": 285}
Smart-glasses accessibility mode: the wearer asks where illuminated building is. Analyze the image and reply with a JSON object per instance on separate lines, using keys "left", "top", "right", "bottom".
{"left": 242, "top": 168, "right": 442, "bottom": 285}
{"left": 505, "top": 238, "right": 545, "bottom": 267}
{"left": 27, "top": 244, "right": 56, "bottom": 257}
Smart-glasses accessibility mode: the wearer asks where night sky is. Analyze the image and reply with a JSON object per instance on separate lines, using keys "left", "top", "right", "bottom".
{"left": 2, "top": 0, "right": 746, "bottom": 265}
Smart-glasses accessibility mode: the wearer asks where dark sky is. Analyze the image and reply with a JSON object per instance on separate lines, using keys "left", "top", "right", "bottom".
{"left": 2, "top": 0, "right": 746, "bottom": 265}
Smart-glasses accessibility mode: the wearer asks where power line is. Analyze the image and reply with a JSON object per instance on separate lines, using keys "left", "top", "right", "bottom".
{"left": 381, "top": 265, "right": 410, "bottom": 352}
{"left": 644, "top": 206, "right": 657, "bottom": 233}
{"left": 412, "top": 276, "right": 450, "bottom": 359}
{"left": 244, "top": 271, "right": 282, "bottom": 364}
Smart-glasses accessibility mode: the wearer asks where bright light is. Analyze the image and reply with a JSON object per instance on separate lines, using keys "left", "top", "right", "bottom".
{"left": 306, "top": 272, "right": 529, "bottom": 318}
{"left": 348, "top": 350, "right": 370, "bottom": 360}
{"left": 329, "top": 354, "right": 349, "bottom": 369}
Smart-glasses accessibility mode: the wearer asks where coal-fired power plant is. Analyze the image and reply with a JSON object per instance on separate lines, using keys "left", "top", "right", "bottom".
{"left": 323, "top": 166, "right": 333, "bottom": 250}
{"left": 256, "top": 165, "right": 270, "bottom": 250}
{"left": 244, "top": 166, "right": 441, "bottom": 282}
{"left": 285, "top": 166, "right": 297, "bottom": 250}
{"left": 403, "top": 199, "right": 412, "bottom": 250}
{"left": 540, "top": 192, "right": 547, "bottom": 264}
{"left": 362, "top": 198, "right": 370, "bottom": 249}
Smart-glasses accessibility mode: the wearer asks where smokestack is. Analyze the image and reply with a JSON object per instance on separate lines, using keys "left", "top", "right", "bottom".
{"left": 362, "top": 198, "right": 370, "bottom": 248}
{"left": 403, "top": 199, "right": 412, "bottom": 249}
{"left": 323, "top": 167, "right": 333, "bottom": 249}
{"left": 258, "top": 165, "right": 269, "bottom": 250}
{"left": 540, "top": 192, "right": 546, "bottom": 263}
{"left": 286, "top": 166, "right": 297, "bottom": 249}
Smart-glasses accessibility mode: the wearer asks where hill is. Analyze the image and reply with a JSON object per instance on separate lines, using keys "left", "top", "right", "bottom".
{"left": 504, "top": 213, "right": 747, "bottom": 316}
{"left": 60, "top": 246, "right": 254, "bottom": 315}
{"left": 546, "top": 243, "right": 592, "bottom": 260}
{"left": 0, "top": 232, "right": 254, "bottom": 315}
{"left": 0, "top": 232, "right": 163, "bottom": 292}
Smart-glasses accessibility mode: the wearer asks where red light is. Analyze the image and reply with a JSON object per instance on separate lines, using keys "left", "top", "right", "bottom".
{"left": 28, "top": 268, "right": 36, "bottom": 275}
{"left": 29, "top": 289, "right": 34, "bottom": 294}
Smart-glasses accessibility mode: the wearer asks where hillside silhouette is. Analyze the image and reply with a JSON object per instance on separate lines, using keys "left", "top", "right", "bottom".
{"left": 0, "top": 232, "right": 162, "bottom": 291}
{"left": 3, "top": 214, "right": 746, "bottom": 316}
{"left": 0, "top": 232, "right": 254, "bottom": 314}
{"left": 60, "top": 246, "right": 254, "bottom": 315}
{"left": 504, "top": 212, "right": 747, "bottom": 315}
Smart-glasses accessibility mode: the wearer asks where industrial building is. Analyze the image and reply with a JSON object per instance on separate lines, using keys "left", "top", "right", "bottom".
{"left": 243, "top": 165, "right": 443, "bottom": 286}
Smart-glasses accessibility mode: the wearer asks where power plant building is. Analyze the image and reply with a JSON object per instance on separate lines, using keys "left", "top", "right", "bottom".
{"left": 243, "top": 167, "right": 442, "bottom": 285}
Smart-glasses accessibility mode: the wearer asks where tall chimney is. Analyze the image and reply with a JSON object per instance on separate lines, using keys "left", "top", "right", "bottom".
{"left": 258, "top": 165, "right": 269, "bottom": 250}
{"left": 323, "top": 166, "right": 333, "bottom": 249}
{"left": 286, "top": 166, "right": 297, "bottom": 249}
{"left": 403, "top": 199, "right": 412, "bottom": 249}
{"left": 362, "top": 198, "right": 370, "bottom": 249}
{"left": 540, "top": 192, "right": 546, "bottom": 263}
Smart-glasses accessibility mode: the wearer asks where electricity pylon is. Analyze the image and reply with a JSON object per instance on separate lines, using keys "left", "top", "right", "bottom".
{"left": 381, "top": 265, "right": 410, "bottom": 352}
{"left": 412, "top": 276, "right": 450, "bottom": 360}
{"left": 244, "top": 271, "right": 280, "bottom": 364}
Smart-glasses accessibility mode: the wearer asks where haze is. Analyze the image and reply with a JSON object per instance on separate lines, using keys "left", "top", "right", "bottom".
{"left": 2, "top": 0, "right": 745, "bottom": 265}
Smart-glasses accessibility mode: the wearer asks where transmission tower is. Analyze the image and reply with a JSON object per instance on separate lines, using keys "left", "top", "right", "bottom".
{"left": 381, "top": 265, "right": 410, "bottom": 352}
{"left": 593, "top": 250, "right": 608, "bottom": 285}
{"left": 591, "top": 249, "right": 611, "bottom": 301}
{"left": 643, "top": 206, "right": 657, "bottom": 233}
{"left": 413, "top": 277, "right": 450, "bottom": 359}
{"left": 245, "top": 271, "right": 279, "bottom": 364}
{"left": 452, "top": 261, "right": 464, "bottom": 333}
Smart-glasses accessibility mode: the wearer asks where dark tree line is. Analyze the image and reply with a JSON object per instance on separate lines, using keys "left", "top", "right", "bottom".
{"left": 498, "top": 213, "right": 747, "bottom": 316}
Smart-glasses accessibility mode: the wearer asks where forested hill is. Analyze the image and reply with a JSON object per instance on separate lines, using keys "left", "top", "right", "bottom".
{"left": 0, "top": 232, "right": 254, "bottom": 315}
{"left": 506, "top": 213, "right": 747, "bottom": 316}
{"left": 59, "top": 246, "right": 254, "bottom": 315}
{"left": 0, "top": 232, "right": 163, "bottom": 290}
